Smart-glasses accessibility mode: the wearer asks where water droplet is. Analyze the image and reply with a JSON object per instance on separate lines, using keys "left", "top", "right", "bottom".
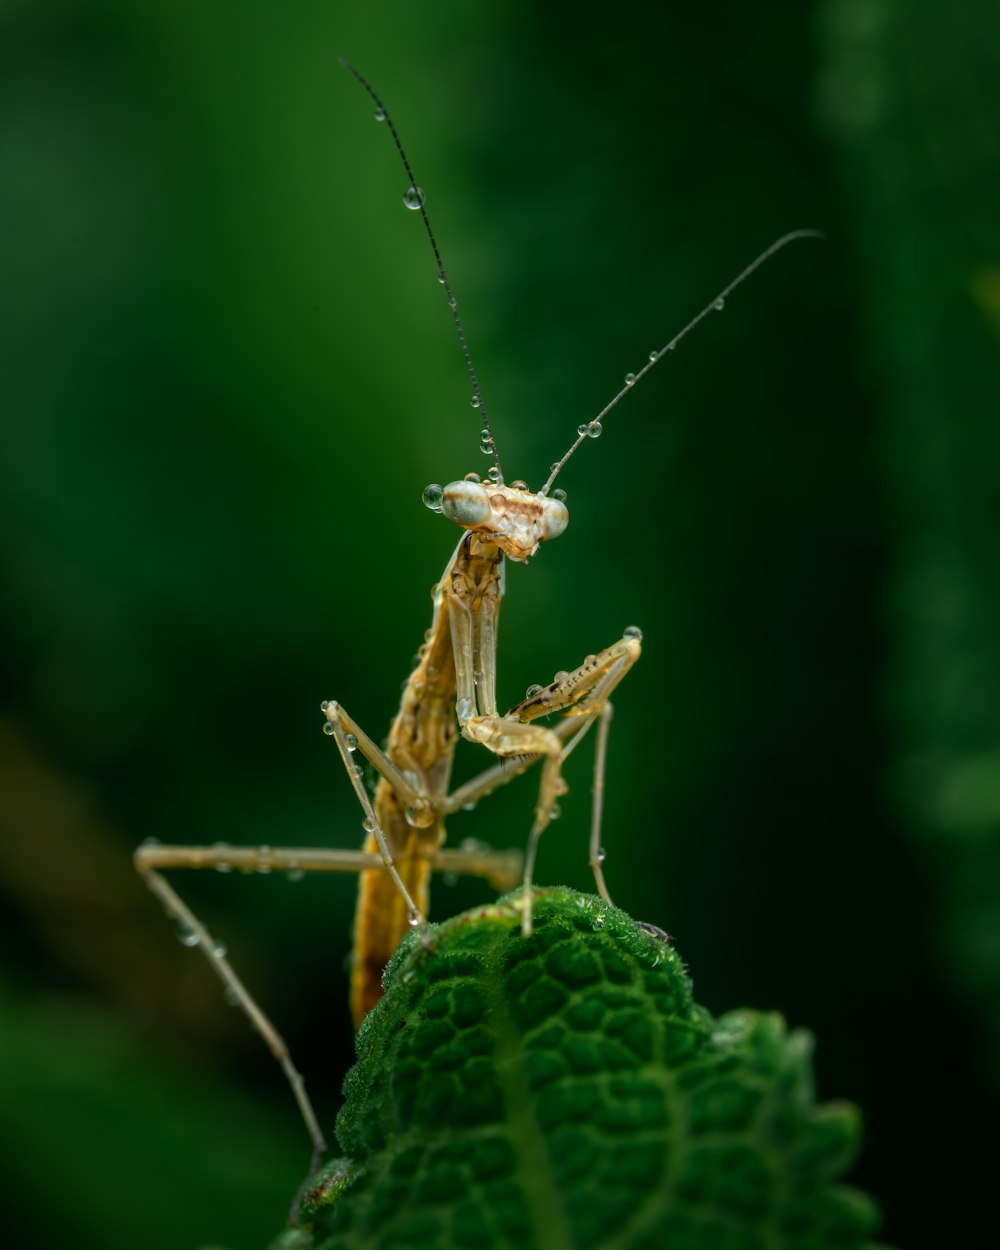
{"left": 402, "top": 185, "right": 425, "bottom": 211}
{"left": 510, "top": 479, "right": 528, "bottom": 491}
{"left": 362, "top": 816, "right": 376, "bottom": 834}
{"left": 345, "top": 732, "right": 358, "bottom": 752}
{"left": 592, "top": 913, "right": 606, "bottom": 930}
{"left": 586, "top": 421, "right": 602, "bottom": 439}
{"left": 461, "top": 799, "right": 478, "bottom": 812}
{"left": 480, "top": 441, "right": 494, "bottom": 456}
{"left": 322, "top": 722, "right": 335, "bottom": 736}
{"left": 212, "top": 940, "right": 228, "bottom": 958}
{"left": 256, "top": 846, "right": 272, "bottom": 874}
{"left": 470, "top": 395, "right": 481, "bottom": 408}
{"left": 351, "top": 763, "right": 364, "bottom": 780}
{"left": 177, "top": 925, "right": 200, "bottom": 948}
{"left": 597, "top": 846, "right": 607, "bottom": 863}
{"left": 623, "top": 624, "right": 643, "bottom": 642}
{"left": 422, "top": 482, "right": 444, "bottom": 512}
{"left": 649, "top": 349, "right": 659, "bottom": 362}
{"left": 463, "top": 471, "right": 481, "bottom": 483}
{"left": 286, "top": 865, "right": 305, "bottom": 883}
{"left": 554, "top": 670, "right": 568, "bottom": 683}
{"left": 373, "top": 107, "right": 386, "bottom": 122}
{"left": 407, "top": 908, "right": 422, "bottom": 928}
{"left": 448, "top": 295, "right": 457, "bottom": 309}
{"left": 552, "top": 488, "right": 567, "bottom": 504}
{"left": 223, "top": 986, "right": 240, "bottom": 1006}
{"left": 625, "top": 372, "right": 636, "bottom": 386}
{"left": 525, "top": 683, "right": 543, "bottom": 698}
{"left": 213, "top": 842, "right": 232, "bottom": 873}
{"left": 549, "top": 802, "right": 561, "bottom": 821}
{"left": 437, "top": 270, "right": 446, "bottom": 284}
{"left": 456, "top": 697, "right": 474, "bottom": 722}
{"left": 416, "top": 800, "right": 436, "bottom": 827}
{"left": 714, "top": 297, "right": 725, "bottom": 311}
{"left": 320, "top": 699, "right": 329, "bottom": 712}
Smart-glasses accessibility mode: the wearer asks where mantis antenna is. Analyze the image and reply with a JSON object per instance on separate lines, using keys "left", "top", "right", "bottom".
{"left": 540, "top": 229, "right": 825, "bottom": 495}
{"left": 339, "top": 58, "right": 505, "bottom": 486}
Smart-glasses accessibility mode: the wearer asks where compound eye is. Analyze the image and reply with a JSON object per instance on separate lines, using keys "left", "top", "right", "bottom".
{"left": 541, "top": 496, "right": 569, "bottom": 540}
{"left": 441, "top": 480, "right": 492, "bottom": 528}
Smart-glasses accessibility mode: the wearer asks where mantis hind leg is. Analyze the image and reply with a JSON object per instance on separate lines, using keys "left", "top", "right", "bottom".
{"left": 134, "top": 849, "right": 327, "bottom": 1177}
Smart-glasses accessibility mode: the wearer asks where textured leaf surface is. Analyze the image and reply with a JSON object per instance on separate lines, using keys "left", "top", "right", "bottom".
{"left": 276, "top": 889, "right": 881, "bottom": 1250}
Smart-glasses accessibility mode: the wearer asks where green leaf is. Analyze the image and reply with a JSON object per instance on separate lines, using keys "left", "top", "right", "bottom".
{"left": 277, "top": 889, "right": 882, "bottom": 1250}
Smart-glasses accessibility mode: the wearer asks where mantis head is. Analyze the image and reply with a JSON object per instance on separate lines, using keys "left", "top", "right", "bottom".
{"left": 422, "top": 478, "right": 569, "bottom": 562}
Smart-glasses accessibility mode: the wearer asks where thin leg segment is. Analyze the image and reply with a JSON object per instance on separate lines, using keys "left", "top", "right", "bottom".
{"left": 136, "top": 841, "right": 521, "bottom": 886}
{"left": 466, "top": 629, "right": 642, "bottom": 934}
{"left": 441, "top": 713, "right": 584, "bottom": 815}
{"left": 135, "top": 831, "right": 522, "bottom": 1138}
{"left": 588, "top": 702, "right": 615, "bottom": 907}
{"left": 134, "top": 857, "right": 327, "bottom": 1172}
{"left": 323, "top": 700, "right": 426, "bottom": 927}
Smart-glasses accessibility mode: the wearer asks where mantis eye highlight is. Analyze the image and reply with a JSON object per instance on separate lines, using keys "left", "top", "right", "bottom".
{"left": 541, "top": 496, "right": 569, "bottom": 540}
{"left": 441, "top": 480, "right": 491, "bottom": 527}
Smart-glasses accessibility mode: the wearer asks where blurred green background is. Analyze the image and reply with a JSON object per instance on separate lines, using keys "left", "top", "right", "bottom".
{"left": 1, "top": 0, "right": 997, "bottom": 1246}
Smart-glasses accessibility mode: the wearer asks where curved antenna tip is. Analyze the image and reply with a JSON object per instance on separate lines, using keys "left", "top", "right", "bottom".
{"left": 340, "top": 59, "right": 504, "bottom": 483}
{"left": 541, "top": 227, "right": 826, "bottom": 495}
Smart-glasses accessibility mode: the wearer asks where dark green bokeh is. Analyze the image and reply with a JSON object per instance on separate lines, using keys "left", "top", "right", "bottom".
{"left": 1, "top": 1, "right": 996, "bottom": 1247}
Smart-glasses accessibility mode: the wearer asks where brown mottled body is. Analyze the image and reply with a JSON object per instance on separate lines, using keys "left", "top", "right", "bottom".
{"left": 350, "top": 531, "right": 516, "bottom": 1023}
{"left": 349, "top": 541, "right": 465, "bottom": 1023}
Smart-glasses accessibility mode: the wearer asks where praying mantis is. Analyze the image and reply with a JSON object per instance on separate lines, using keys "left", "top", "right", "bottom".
{"left": 134, "top": 60, "right": 820, "bottom": 1174}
